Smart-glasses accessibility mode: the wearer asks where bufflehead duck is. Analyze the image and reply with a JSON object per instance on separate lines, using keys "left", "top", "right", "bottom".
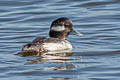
{"left": 22, "top": 17, "right": 82, "bottom": 53}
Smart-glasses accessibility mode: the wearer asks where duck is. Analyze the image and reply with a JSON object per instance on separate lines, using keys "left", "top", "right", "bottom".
{"left": 22, "top": 17, "right": 82, "bottom": 53}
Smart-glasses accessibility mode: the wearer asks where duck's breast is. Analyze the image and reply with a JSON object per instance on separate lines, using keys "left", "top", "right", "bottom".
{"left": 43, "top": 40, "right": 72, "bottom": 51}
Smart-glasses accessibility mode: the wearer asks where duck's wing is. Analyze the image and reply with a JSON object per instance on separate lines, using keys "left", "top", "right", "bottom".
{"left": 32, "top": 37, "right": 62, "bottom": 43}
{"left": 22, "top": 38, "right": 63, "bottom": 52}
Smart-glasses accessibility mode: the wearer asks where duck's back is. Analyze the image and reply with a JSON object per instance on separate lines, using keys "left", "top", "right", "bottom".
{"left": 22, "top": 37, "right": 72, "bottom": 52}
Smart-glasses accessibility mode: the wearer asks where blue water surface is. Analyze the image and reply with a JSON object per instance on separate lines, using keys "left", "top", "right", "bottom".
{"left": 0, "top": 0, "right": 120, "bottom": 80}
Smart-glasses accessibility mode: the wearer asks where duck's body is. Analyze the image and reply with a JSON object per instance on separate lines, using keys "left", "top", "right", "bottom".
{"left": 22, "top": 17, "right": 81, "bottom": 53}
{"left": 23, "top": 37, "right": 72, "bottom": 52}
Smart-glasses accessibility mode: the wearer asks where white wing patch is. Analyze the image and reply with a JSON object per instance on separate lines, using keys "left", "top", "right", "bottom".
{"left": 43, "top": 41, "right": 72, "bottom": 51}
{"left": 51, "top": 25, "right": 65, "bottom": 31}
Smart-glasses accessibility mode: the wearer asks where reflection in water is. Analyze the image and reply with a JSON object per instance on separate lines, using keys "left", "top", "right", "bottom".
{"left": 48, "top": 77, "right": 69, "bottom": 80}
{"left": 18, "top": 50, "right": 76, "bottom": 71}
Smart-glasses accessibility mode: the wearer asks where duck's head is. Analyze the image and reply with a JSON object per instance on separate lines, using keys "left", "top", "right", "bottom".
{"left": 49, "top": 17, "right": 82, "bottom": 40}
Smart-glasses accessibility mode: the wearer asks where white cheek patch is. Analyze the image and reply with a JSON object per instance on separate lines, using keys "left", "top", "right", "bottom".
{"left": 51, "top": 25, "right": 65, "bottom": 31}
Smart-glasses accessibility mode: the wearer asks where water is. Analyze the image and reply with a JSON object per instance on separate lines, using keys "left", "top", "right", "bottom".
{"left": 0, "top": 0, "right": 120, "bottom": 80}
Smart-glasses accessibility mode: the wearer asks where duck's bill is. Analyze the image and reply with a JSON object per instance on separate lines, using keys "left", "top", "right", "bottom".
{"left": 71, "top": 29, "right": 83, "bottom": 36}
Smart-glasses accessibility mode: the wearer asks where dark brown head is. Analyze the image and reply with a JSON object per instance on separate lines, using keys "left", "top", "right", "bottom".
{"left": 49, "top": 17, "right": 74, "bottom": 40}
